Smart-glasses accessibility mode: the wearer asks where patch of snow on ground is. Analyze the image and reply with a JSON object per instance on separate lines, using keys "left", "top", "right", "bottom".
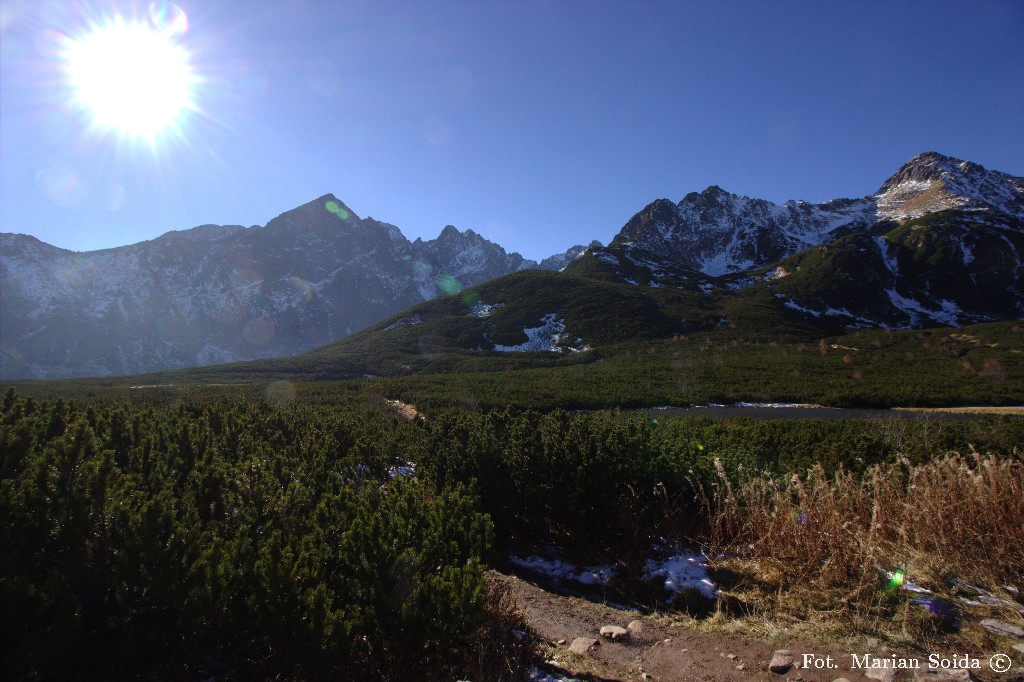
{"left": 875, "top": 236, "right": 899, "bottom": 276}
{"left": 765, "top": 266, "right": 789, "bottom": 281}
{"left": 959, "top": 238, "right": 975, "bottom": 265}
{"left": 780, "top": 296, "right": 822, "bottom": 317}
{"left": 885, "top": 289, "right": 960, "bottom": 326}
{"left": 643, "top": 552, "right": 718, "bottom": 600}
{"left": 822, "top": 306, "right": 881, "bottom": 328}
{"left": 509, "top": 555, "right": 618, "bottom": 586}
{"left": 492, "top": 313, "right": 586, "bottom": 353}
{"left": 468, "top": 301, "right": 505, "bottom": 317}
{"left": 387, "top": 460, "right": 416, "bottom": 478}
{"left": 698, "top": 282, "right": 715, "bottom": 294}
{"left": 701, "top": 251, "right": 754, "bottom": 277}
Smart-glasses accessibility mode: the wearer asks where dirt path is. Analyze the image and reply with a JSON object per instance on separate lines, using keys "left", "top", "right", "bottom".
{"left": 495, "top": 571, "right": 983, "bottom": 682}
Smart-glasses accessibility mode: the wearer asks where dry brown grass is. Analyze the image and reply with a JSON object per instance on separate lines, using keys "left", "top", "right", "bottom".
{"left": 700, "top": 450, "right": 1024, "bottom": 645}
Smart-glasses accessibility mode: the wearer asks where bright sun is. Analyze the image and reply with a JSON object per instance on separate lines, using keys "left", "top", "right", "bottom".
{"left": 65, "top": 18, "right": 196, "bottom": 138}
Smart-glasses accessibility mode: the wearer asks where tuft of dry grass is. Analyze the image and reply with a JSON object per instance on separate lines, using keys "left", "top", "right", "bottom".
{"left": 699, "top": 449, "right": 1024, "bottom": 644}
{"left": 459, "top": 573, "right": 537, "bottom": 682}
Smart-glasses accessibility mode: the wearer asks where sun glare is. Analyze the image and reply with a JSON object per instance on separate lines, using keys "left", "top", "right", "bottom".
{"left": 64, "top": 17, "right": 195, "bottom": 139}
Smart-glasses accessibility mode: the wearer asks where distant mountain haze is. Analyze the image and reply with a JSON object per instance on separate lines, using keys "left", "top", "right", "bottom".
{"left": 2, "top": 152, "right": 1021, "bottom": 380}
{"left": 1, "top": 197, "right": 592, "bottom": 379}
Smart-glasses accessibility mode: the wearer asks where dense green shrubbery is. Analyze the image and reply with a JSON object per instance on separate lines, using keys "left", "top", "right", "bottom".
{"left": 414, "top": 408, "right": 1024, "bottom": 565}
{"left": 0, "top": 390, "right": 489, "bottom": 680}
{"left": 3, "top": 387, "right": 1021, "bottom": 678}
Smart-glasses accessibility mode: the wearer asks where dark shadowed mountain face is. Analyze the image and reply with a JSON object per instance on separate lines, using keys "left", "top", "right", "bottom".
{"left": 0, "top": 195, "right": 591, "bottom": 379}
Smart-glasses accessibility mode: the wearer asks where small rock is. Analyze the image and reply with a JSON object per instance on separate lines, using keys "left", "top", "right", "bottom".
{"left": 599, "top": 625, "right": 630, "bottom": 642}
{"left": 769, "top": 649, "right": 794, "bottom": 674}
{"left": 556, "top": 638, "right": 566, "bottom": 646}
{"left": 568, "top": 637, "right": 599, "bottom": 655}
{"left": 680, "top": 648, "right": 688, "bottom": 652}
{"left": 736, "top": 664, "right": 747, "bottom": 671}
{"left": 865, "top": 668, "right": 897, "bottom": 682}
{"left": 866, "top": 637, "right": 880, "bottom": 648}
{"left": 627, "top": 619, "right": 645, "bottom": 636}
{"left": 832, "top": 678, "right": 853, "bottom": 682}
{"left": 641, "top": 674, "right": 653, "bottom": 681}
{"left": 914, "top": 668, "right": 975, "bottom": 681}
{"left": 981, "top": 618, "right": 1024, "bottom": 639}
{"left": 663, "top": 638, "right": 672, "bottom": 644}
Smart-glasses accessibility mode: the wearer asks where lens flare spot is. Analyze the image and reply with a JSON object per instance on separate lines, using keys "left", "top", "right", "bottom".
{"left": 888, "top": 568, "right": 906, "bottom": 590}
{"left": 461, "top": 291, "right": 480, "bottom": 308}
{"left": 264, "top": 380, "right": 295, "bottom": 406}
{"left": 211, "top": 294, "right": 245, "bottom": 325}
{"left": 304, "top": 58, "right": 339, "bottom": 97}
{"left": 436, "top": 273, "right": 463, "bottom": 295}
{"left": 288, "top": 276, "right": 314, "bottom": 304}
{"left": 243, "top": 317, "right": 276, "bottom": 346}
{"left": 148, "top": 1, "right": 188, "bottom": 38}
{"left": 35, "top": 165, "right": 89, "bottom": 206}
{"left": 106, "top": 181, "right": 127, "bottom": 211}
{"left": 229, "top": 267, "right": 261, "bottom": 289}
{"left": 412, "top": 259, "right": 433, "bottom": 278}
{"left": 325, "top": 200, "right": 350, "bottom": 220}
{"left": 792, "top": 508, "right": 810, "bottom": 528}
{"left": 424, "top": 116, "right": 450, "bottom": 146}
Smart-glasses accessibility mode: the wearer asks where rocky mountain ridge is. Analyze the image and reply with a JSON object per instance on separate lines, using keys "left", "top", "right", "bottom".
{"left": 0, "top": 196, "right": 591, "bottom": 379}
{"left": 3, "top": 152, "right": 1021, "bottom": 380}
{"left": 612, "top": 151, "right": 1023, "bottom": 276}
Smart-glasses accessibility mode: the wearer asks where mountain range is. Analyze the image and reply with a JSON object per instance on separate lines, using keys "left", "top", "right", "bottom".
{"left": 2, "top": 151, "right": 1021, "bottom": 380}
{"left": 1, "top": 199, "right": 592, "bottom": 379}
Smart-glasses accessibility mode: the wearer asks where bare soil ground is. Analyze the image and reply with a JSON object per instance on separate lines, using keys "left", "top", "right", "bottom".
{"left": 495, "top": 571, "right": 1015, "bottom": 682}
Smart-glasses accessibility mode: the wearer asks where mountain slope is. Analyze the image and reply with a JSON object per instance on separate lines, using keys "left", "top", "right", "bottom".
{"left": 0, "top": 195, "right": 585, "bottom": 379}
{"left": 613, "top": 152, "right": 1023, "bottom": 276}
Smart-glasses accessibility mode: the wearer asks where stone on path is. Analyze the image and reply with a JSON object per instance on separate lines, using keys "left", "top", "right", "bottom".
{"left": 769, "top": 649, "right": 794, "bottom": 674}
{"left": 568, "top": 637, "right": 599, "bottom": 655}
{"left": 981, "top": 619, "right": 1024, "bottom": 638}
{"left": 599, "top": 625, "right": 630, "bottom": 642}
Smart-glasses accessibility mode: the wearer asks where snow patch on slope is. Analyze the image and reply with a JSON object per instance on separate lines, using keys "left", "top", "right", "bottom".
{"left": 492, "top": 313, "right": 587, "bottom": 353}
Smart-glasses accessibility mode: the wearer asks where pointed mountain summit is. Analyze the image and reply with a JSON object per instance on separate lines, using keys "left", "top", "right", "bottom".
{"left": 609, "top": 151, "right": 1023, "bottom": 277}
{"left": 0, "top": 195, "right": 577, "bottom": 379}
{"left": 874, "top": 151, "right": 1024, "bottom": 221}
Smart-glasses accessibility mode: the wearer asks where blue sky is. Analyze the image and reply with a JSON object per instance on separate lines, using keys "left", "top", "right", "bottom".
{"left": 2, "top": 0, "right": 1022, "bottom": 261}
